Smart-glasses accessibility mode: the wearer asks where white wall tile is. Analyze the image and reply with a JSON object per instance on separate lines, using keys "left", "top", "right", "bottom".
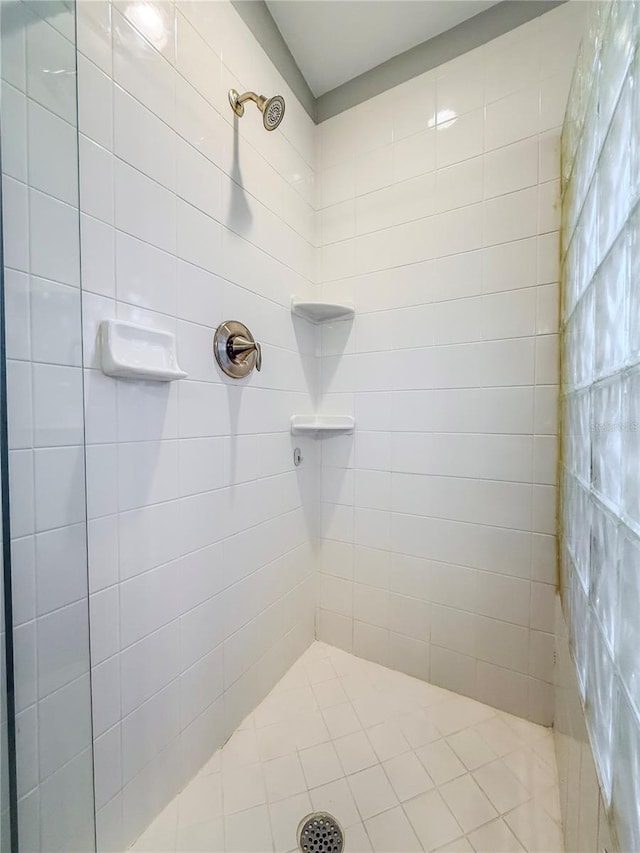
{"left": 114, "top": 159, "right": 177, "bottom": 252}
{"left": 112, "top": 9, "right": 175, "bottom": 126}
{"left": 435, "top": 108, "right": 483, "bottom": 169}
{"left": 315, "top": 9, "right": 572, "bottom": 716}
{"left": 29, "top": 189, "right": 80, "bottom": 286}
{"left": 27, "top": 100, "right": 78, "bottom": 206}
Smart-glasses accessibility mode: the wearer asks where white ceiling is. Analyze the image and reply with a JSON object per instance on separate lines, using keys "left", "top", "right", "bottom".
{"left": 265, "top": 0, "right": 501, "bottom": 97}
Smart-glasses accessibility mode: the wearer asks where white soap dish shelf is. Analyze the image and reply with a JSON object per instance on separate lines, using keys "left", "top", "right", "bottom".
{"left": 290, "top": 415, "right": 355, "bottom": 436}
{"left": 99, "top": 320, "right": 188, "bottom": 382}
{"left": 291, "top": 297, "right": 354, "bottom": 323}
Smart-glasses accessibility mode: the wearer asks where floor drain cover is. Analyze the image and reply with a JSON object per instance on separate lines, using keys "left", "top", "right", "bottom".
{"left": 297, "top": 812, "right": 344, "bottom": 853}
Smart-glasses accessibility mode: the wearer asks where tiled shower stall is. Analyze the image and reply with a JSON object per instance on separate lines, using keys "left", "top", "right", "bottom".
{"left": 0, "top": 0, "right": 638, "bottom": 851}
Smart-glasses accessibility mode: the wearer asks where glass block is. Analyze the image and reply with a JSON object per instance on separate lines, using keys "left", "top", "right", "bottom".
{"left": 618, "top": 528, "right": 640, "bottom": 716}
{"left": 563, "top": 315, "right": 578, "bottom": 390}
{"left": 562, "top": 238, "right": 578, "bottom": 319}
{"left": 577, "top": 285, "right": 595, "bottom": 387}
{"left": 561, "top": 179, "right": 576, "bottom": 255}
{"left": 579, "top": 180, "right": 599, "bottom": 298}
{"left": 562, "top": 472, "right": 575, "bottom": 554}
{"left": 560, "top": 542, "right": 571, "bottom": 616}
{"left": 581, "top": 84, "right": 601, "bottom": 199}
{"left": 591, "top": 376, "right": 623, "bottom": 508}
{"left": 563, "top": 44, "right": 584, "bottom": 183}
{"left": 630, "top": 13, "right": 640, "bottom": 204}
{"left": 575, "top": 389, "right": 592, "bottom": 484}
{"left": 595, "top": 230, "right": 628, "bottom": 376}
{"left": 570, "top": 564, "right": 590, "bottom": 697}
{"left": 589, "top": 501, "right": 619, "bottom": 652}
{"left": 573, "top": 481, "right": 592, "bottom": 589}
{"left": 599, "top": 0, "right": 635, "bottom": 136}
{"left": 584, "top": 2, "right": 608, "bottom": 100}
{"left": 598, "top": 79, "right": 632, "bottom": 259}
{"left": 585, "top": 617, "right": 615, "bottom": 799}
{"left": 612, "top": 688, "right": 640, "bottom": 852}
{"left": 562, "top": 396, "right": 575, "bottom": 473}
{"left": 623, "top": 369, "right": 640, "bottom": 529}
{"left": 628, "top": 210, "right": 640, "bottom": 362}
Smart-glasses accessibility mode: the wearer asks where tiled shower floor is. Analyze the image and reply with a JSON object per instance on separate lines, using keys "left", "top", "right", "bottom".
{"left": 131, "top": 642, "right": 563, "bottom": 853}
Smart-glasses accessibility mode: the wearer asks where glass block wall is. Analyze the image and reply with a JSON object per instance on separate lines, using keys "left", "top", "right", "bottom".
{"left": 560, "top": 2, "right": 640, "bottom": 850}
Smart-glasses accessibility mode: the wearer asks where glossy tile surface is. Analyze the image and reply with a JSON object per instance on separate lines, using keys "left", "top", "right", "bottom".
{"left": 131, "top": 642, "right": 562, "bottom": 853}
{"left": 315, "top": 2, "right": 588, "bottom": 726}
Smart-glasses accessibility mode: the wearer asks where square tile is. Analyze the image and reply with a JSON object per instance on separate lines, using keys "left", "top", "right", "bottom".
{"left": 306, "top": 657, "right": 337, "bottom": 685}
{"left": 257, "top": 722, "right": 298, "bottom": 762}
{"left": 310, "top": 778, "right": 362, "bottom": 829}
{"left": 472, "top": 718, "right": 522, "bottom": 757}
{"left": 352, "top": 695, "right": 393, "bottom": 728}
{"left": 365, "top": 805, "right": 422, "bottom": 852}
{"left": 404, "top": 789, "right": 463, "bottom": 852}
{"left": 439, "top": 775, "right": 498, "bottom": 834}
{"left": 467, "top": 818, "right": 525, "bottom": 852}
{"left": 394, "top": 710, "right": 440, "bottom": 748}
{"left": 504, "top": 802, "right": 564, "bottom": 853}
{"left": 334, "top": 731, "right": 378, "bottom": 775}
{"left": 313, "top": 677, "right": 350, "bottom": 710}
{"left": 221, "top": 728, "right": 260, "bottom": 769}
{"left": 416, "top": 740, "right": 467, "bottom": 785}
{"left": 294, "top": 711, "right": 332, "bottom": 750}
{"left": 176, "top": 817, "right": 224, "bottom": 852}
{"left": 224, "top": 804, "right": 273, "bottom": 852}
{"left": 264, "top": 754, "right": 307, "bottom": 803}
{"left": 502, "top": 749, "right": 555, "bottom": 794}
{"left": 447, "top": 729, "right": 497, "bottom": 771}
{"left": 222, "top": 763, "right": 266, "bottom": 815}
{"left": 299, "top": 742, "right": 344, "bottom": 789}
{"left": 347, "top": 765, "right": 398, "bottom": 820}
{"left": 323, "top": 703, "right": 362, "bottom": 739}
{"left": 473, "top": 760, "right": 531, "bottom": 814}
{"left": 343, "top": 822, "right": 374, "bottom": 852}
{"left": 269, "top": 792, "right": 311, "bottom": 853}
{"left": 367, "top": 721, "right": 411, "bottom": 762}
{"left": 382, "top": 752, "right": 434, "bottom": 802}
{"left": 432, "top": 698, "right": 496, "bottom": 737}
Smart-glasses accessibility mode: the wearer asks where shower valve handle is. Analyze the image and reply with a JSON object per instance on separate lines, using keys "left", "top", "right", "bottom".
{"left": 229, "top": 335, "right": 262, "bottom": 372}
{"left": 214, "top": 321, "right": 262, "bottom": 379}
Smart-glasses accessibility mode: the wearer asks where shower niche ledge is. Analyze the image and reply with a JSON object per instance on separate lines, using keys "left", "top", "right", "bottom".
{"left": 291, "top": 297, "right": 354, "bottom": 323}
{"left": 290, "top": 415, "right": 355, "bottom": 436}
{"left": 99, "top": 320, "right": 188, "bottom": 381}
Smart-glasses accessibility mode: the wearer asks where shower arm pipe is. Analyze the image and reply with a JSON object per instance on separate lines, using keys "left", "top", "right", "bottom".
{"left": 229, "top": 90, "right": 267, "bottom": 116}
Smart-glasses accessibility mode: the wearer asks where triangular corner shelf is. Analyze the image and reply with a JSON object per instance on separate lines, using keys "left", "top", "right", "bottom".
{"left": 290, "top": 415, "right": 355, "bottom": 436}
{"left": 291, "top": 297, "right": 354, "bottom": 324}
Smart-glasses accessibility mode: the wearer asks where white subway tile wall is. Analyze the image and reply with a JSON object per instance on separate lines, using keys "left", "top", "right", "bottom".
{"left": 76, "top": 1, "right": 320, "bottom": 848}
{"left": 559, "top": 2, "right": 640, "bottom": 851}
{"left": 1, "top": 3, "right": 96, "bottom": 851}
{"left": 316, "top": 3, "right": 586, "bottom": 727}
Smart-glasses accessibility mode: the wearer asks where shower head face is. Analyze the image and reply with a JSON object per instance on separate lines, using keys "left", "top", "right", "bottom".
{"left": 262, "top": 94, "right": 285, "bottom": 130}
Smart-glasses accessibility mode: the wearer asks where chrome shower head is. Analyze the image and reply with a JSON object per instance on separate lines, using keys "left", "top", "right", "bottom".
{"left": 261, "top": 94, "right": 285, "bottom": 130}
{"left": 228, "top": 89, "right": 286, "bottom": 131}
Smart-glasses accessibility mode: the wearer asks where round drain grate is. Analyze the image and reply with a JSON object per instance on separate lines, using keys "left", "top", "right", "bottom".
{"left": 297, "top": 812, "right": 344, "bottom": 853}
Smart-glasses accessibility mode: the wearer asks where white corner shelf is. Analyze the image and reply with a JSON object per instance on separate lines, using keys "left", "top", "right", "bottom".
{"left": 291, "top": 297, "right": 354, "bottom": 324}
{"left": 290, "top": 415, "right": 355, "bottom": 436}
{"left": 99, "top": 320, "right": 188, "bottom": 382}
